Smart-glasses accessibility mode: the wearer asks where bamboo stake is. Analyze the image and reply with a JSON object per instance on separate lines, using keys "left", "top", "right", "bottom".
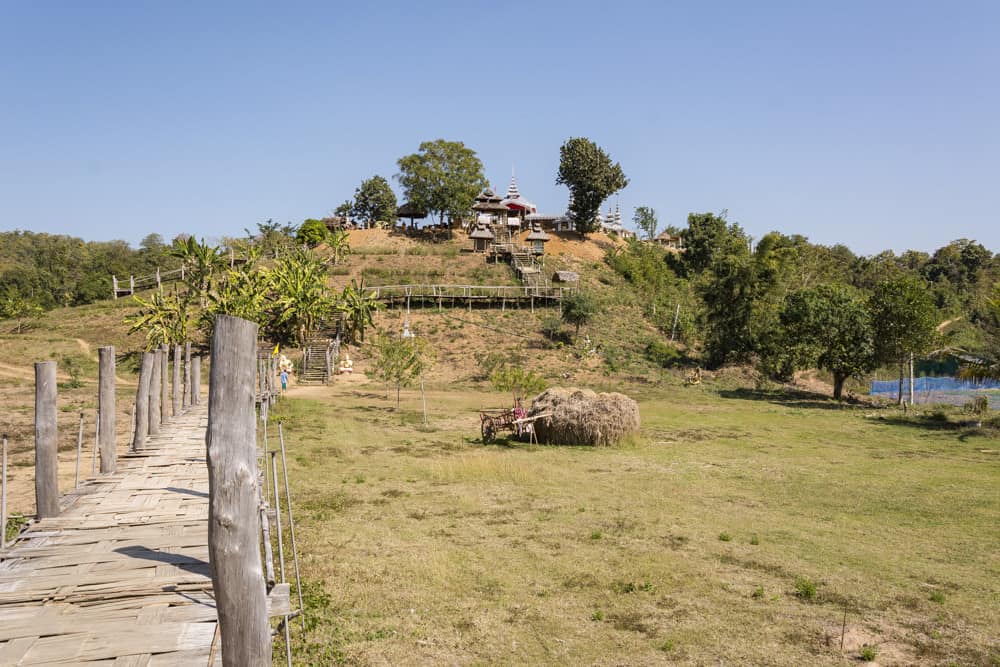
{"left": 270, "top": 451, "right": 292, "bottom": 664}
{"left": 75, "top": 412, "right": 84, "bottom": 488}
{"left": 278, "top": 423, "right": 305, "bottom": 630}
{"left": 92, "top": 409, "right": 99, "bottom": 476}
{"left": 1, "top": 433, "right": 7, "bottom": 550}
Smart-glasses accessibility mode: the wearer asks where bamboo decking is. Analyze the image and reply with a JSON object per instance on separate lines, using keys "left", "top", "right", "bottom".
{"left": 0, "top": 404, "right": 283, "bottom": 666}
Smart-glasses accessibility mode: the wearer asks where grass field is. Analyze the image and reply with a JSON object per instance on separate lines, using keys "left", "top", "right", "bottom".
{"left": 271, "top": 376, "right": 999, "bottom": 666}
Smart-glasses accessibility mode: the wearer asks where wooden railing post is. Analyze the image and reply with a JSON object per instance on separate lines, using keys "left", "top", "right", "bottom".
{"left": 206, "top": 314, "right": 270, "bottom": 665}
{"left": 160, "top": 343, "right": 170, "bottom": 422}
{"left": 34, "top": 361, "right": 59, "bottom": 519}
{"left": 112, "top": 275, "right": 118, "bottom": 299}
{"left": 192, "top": 355, "right": 201, "bottom": 405}
{"left": 184, "top": 342, "right": 192, "bottom": 408}
{"left": 149, "top": 349, "right": 162, "bottom": 436}
{"left": 172, "top": 343, "right": 182, "bottom": 416}
{"left": 98, "top": 346, "right": 117, "bottom": 473}
{"left": 133, "top": 352, "right": 154, "bottom": 450}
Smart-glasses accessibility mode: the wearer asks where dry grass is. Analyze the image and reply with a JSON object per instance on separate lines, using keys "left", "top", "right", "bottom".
{"left": 271, "top": 377, "right": 1000, "bottom": 666}
{"left": 529, "top": 387, "right": 641, "bottom": 446}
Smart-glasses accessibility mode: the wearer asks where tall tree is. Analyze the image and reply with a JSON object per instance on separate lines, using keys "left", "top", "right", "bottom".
{"left": 633, "top": 206, "right": 659, "bottom": 240}
{"left": 338, "top": 278, "right": 380, "bottom": 344}
{"left": 869, "top": 275, "right": 938, "bottom": 404}
{"left": 352, "top": 176, "right": 398, "bottom": 228}
{"left": 673, "top": 211, "right": 747, "bottom": 277}
{"left": 268, "top": 249, "right": 336, "bottom": 347}
{"left": 780, "top": 284, "right": 876, "bottom": 399}
{"left": 556, "top": 137, "right": 628, "bottom": 233}
{"left": 396, "top": 140, "right": 487, "bottom": 226}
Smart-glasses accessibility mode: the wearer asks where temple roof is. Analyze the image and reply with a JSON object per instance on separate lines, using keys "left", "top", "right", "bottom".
{"left": 469, "top": 225, "right": 495, "bottom": 240}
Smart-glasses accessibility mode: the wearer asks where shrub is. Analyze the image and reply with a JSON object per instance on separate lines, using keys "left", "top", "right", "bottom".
{"left": 964, "top": 395, "right": 989, "bottom": 420}
{"left": 794, "top": 577, "right": 817, "bottom": 601}
{"left": 646, "top": 339, "right": 681, "bottom": 368}
{"left": 718, "top": 532, "right": 732, "bottom": 542}
{"left": 860, "top": 645, "right": 878, "bottom": 661}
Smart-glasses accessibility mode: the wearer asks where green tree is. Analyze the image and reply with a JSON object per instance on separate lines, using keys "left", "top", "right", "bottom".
{"left": 633, "top": 206, "right": 658, "bottom": 241}
{"left": 339, "top": 278, "right": 380, "bottom": 344}
{"left": 297, "top": 219, "right": 329, "bottom": 247}
{"left": 371, "top": 331, "right": 433, "bottom": 407}
{"left": 561, "top": 291, "right": 599, "bottom": 338}
{"left": 869, "top": 275, "right": 938, "bottom": 404}
{"left": 489, "top": 365, "right": 548, "bottom": 405}
{"left": 556, "top": 137, "right": 629, "bottom": 233}
{"left": 352, "top": 176, "right": 398, "bottom": 228}
{"left": 673, "top": 211, "right": 747, "bottom": 277}
{"left": 780, "top": 284, "right": 876, "bottom": 399}
{"left": 959, "top": 283, "right": 1000, "bottom": 381}
{"left": 201, "top": 267, "right": 273, "bottom": 339}
{"left": 170, "top": 237, "right": 225, "bottom": 306}
{"left": 0, "top": 291, "right": 43, "bottom": 333}
{"left": 396, "top": 139, "right": 487, "bottom": 226}
{"left": 125, "top": 290, "right": 191, "bottom": 348}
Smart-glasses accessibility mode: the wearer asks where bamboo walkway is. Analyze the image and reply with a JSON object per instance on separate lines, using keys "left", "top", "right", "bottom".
{"left": 0, "top": 405, "right": 226, "bottom": 666}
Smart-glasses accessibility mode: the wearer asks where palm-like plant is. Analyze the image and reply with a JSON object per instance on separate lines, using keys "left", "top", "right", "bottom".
{"left": 171, "top": 237, "right": 226, "bottom": 306}
{"left": 269, "top": 250, "right": 336, "bottom": 347}
{"left": 126, "top": 291, "right": 190, "bottom": 348}
{"left": 339, "top": 278, "right": 380, "bottom": 344}
{"left": 327, "top": 229, "right": 352, "bottom": 266}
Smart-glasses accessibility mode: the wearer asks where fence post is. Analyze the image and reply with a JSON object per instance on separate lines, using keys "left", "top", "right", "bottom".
{"left": 129, "top": 275, "right": 135, "bottom": 295}
{"left": 98, "top": 347, "right": 117, "bottom": 473}
{"left": 112, "top": 275, "right": 118, "bottom": 299}
{"left": 149, "top": 349, "right": 162, "bottom": 436}
{"left": 184, "top": 342, "right": 192, "bottom": 408}
{"left": 156, "top": 267, "right": 161, "bottom": 290}
{"left": 160, "top": 343, "right": 170, "bottom": 422}
{"left": 172, "top": 343, "right": 182, "bottom": 416}
{"left": 133, "top": 352, "right": 154, "bottom": 450}
{"left": 206, "top": 314, "right": 271, "bottom": 666}
{"left": 34, "top": 361, "right": 59, "bottom": 519}
{"left": 2, "top": 433, "right": 8, "bottom": 549}
{"left": 192, "top": 356, "right": 201, "bottom": 405}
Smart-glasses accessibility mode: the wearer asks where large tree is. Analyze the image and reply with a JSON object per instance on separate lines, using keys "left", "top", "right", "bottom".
{"left": 674, "top": 211, "right": 747, "bottom": 277}
{"left": 556, "top": 137, "right": 628, "bottom": 233}
{"left": 780, "top": 284, "right": 876, "bottom": 399}
{"left": 396, "top": 140, "right": 487, "bottom": 226}
{"left": 869, "top": 275, "right": 938, "bottom": 404}
{"left": 352, "top": 175, "right": 398, "bottom": 228}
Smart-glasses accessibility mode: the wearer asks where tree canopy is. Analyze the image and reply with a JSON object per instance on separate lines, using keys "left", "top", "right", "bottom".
{"left": 633, "top": 206, "right": 658, "bottom": 240}
{"left": 556, "top": 138, "right": 628, "bottom": 234}
{"left": 352, "top": 175, "right": 398, "bottom": 228}
{"left": 396, "top": 140, "right": 487, "bottom": 226}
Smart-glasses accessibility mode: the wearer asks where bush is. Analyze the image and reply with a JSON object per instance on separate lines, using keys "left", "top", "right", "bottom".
{"left": 646, "top": 340, "right": 681, "bottom": 368}
{"left": 964, "top": 395, "right": 989, "bottom": 419}
{"left": 794, "top": 577, "right": 817, "bottom": 601}
{"left": 860, "top": 645, "right": 878, "bottom": 662}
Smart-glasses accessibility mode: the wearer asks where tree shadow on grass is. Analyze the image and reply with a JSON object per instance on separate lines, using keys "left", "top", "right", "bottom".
{"left": 716, "top": 387, "right": 861, "bottom": 411}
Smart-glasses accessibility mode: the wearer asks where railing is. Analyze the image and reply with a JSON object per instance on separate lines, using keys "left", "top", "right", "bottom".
{"left": 362, "top": 283, "right": 572, "bottom": 301}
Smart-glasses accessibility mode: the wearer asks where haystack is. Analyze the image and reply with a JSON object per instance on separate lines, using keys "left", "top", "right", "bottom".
{"left": 528, "top": 387, "right": 640, "bottom": 446}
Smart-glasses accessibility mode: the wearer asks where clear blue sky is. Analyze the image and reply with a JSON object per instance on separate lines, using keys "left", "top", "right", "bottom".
{"left": 2, "top": 1, "right": 997, "bottom": 255}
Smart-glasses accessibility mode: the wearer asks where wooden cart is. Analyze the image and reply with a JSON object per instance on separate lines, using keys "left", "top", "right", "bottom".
{"left": 479, "top": 409, "right": 551, "bottom": 444}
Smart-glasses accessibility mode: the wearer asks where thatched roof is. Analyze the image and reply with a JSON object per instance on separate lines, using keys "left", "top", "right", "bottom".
{"left": 468, "top": 225, "right": 495, "bottom": 240}
{"left": 525, "top": 227, "right": 549, "bottom": 242}
{"left": 396, "top": 202, "right": 428, "bottom": 219}
{"left": 552, "top": 271, "right": 579, "bottom": 283}
{"left": 475, "top": 188, "right": 503, "bottom": 203}
{"left": 472, "top": 200, "right": 509, "bottom": 213}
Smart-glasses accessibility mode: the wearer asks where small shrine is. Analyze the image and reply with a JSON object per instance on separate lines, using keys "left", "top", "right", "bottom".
{"left": 525, "top": 223, "right": 550, "bottom": 256}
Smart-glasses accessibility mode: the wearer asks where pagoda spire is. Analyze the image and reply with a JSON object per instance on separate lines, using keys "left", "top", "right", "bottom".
{"left": 506, "top": 167, "right": 521, "bottom": 200}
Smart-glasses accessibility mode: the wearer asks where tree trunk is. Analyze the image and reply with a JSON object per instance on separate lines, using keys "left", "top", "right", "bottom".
{"left": 897, "top": 358, "right": 905, "bottom": 406}
{"left": 833, "top": 373, "right": 846, "bottom": 401}
{"left": 909, "top": 352, "right": 915, "bottom": 406}
{"left": 396, "top": 382, "right": 401, "bottom": 408}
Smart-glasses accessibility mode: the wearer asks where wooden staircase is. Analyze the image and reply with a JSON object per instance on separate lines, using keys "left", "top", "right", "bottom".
{"left": 299, "top": 336, "right": 340, "bottom": 385}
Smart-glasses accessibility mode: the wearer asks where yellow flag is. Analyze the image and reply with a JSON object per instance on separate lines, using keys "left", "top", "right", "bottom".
{"left": 272, "top": 343, "right": 280, "bottom": 356}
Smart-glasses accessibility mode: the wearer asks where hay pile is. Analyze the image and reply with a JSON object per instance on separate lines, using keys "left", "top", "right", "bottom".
{"left": 528, "top": 387, "right": 640, "bottom": 446}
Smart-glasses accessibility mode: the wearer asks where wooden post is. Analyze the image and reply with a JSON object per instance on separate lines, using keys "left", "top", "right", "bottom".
{"left": 149, "top": 349, "right": 162, "bottom": 436}
{"left": 1, "top": 433, "right": 7, "bottom": 549}
{"left": 133, "top": 352, "right": 154, "bottom": 450}
{"left": 156, "top": 267, "right": 161, "bottom": 290}
{"left": 172, "top": 343, "right": 182, "bottom": 416}
{"left": 277, "top": 423, "right": 305, "bottom": 630}
{"left": 112, "top": 275, "right": 118, "bottom": 299}
{"left": 192, "top": 356, "right": 202, "bottom": 405}
{"left": 92, "top": 410, "right": 99, "bottom": 476}
{"left": 206, "top": 315, "right": 270, "bottom": 666}
{"left": 98, "top": 347, "right": 117, "bottom": 473}
{"left": 184, "top": 342, "right": 192, "bottom": 408}
{"left": 34, "top": 361, "right": 59, "bottom": 519}
{"left": 129, "top": 275, "right": 135, "bottom": 295}
{"left": 74, "top": 412, "right": 84, "bottom": 488}
{"left": 160, "top": 344, "right": 170, "bottom": 422}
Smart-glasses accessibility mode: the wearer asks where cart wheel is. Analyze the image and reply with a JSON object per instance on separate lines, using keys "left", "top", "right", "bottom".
{"left": 482, "top": 422, "right": 496, "bottom": 444}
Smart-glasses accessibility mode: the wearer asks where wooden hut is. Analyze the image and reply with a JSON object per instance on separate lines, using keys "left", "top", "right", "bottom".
{"left": 525, "top": 224, "right": 550, "bottom": 256}
{"left": 397, "top": 202, "right": 428, "bottom": 229}
{"left": 472, "top": 188, "right": 509, "bottom": 227}
{"left": 468, "top": 223, "right": 495, "bottom": 253}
